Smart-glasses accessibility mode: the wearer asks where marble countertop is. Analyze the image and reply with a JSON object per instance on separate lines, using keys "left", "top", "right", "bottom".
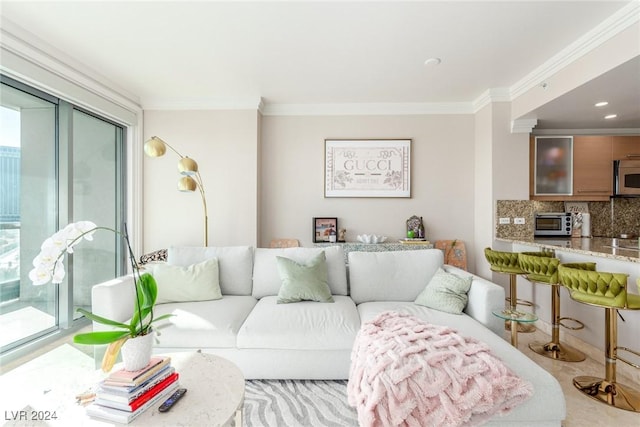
{"left": 497, "top": 236, "right": 640, "bottom": 263}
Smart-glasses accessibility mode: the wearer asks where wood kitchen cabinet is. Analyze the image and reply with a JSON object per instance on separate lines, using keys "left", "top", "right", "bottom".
{"left": 612, "top": 135, "right": 640, "bottom": 160}
{"left": 530, "top": 135, "right": 618, "bottom": 201}
{"left": 572, "top": 136, "right": 612, "bottom": 200}
{"left": 530, "top": 136, "right": 573, "bottom": 199}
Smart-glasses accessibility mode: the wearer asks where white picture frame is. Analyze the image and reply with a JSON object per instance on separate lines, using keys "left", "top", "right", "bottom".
{"left": 324, "top": 139, "right": 411, "bottom": 198}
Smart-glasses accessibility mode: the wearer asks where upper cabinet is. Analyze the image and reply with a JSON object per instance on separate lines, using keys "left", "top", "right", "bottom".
{"left": 572, "top": 136, "right": 612, "bottom": 199}
{"left": 611, "top": 135, "right": 640, "bottom": 160}
{"left": 530, "top": 134, "right": 637, "bottom": 202}
{"left": 532, "top": 136, "right": 572, "bottom": 197}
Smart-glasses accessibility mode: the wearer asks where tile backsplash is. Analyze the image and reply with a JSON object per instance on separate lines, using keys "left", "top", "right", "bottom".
{"left": 496, "top": 198, "right": 640, "bottom": 239}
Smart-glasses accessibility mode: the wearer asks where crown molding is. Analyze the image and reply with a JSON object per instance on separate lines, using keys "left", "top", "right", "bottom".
{"left": 261, "top": 102, "right": 474, "bottom": 116}
{"left": 142, "top": 96, "right": 264, "bottom": 111}
{"left": 510, "top": 1, "right": 640, "bottom": 100}
{"left": 472, "top": 88, "right": 512, "bottom": 113}
{"left": 0, "top": 17, "right": 142, "bottom": 118}
{"left": 511, "top": 119, "right": 538, "bottom": 134}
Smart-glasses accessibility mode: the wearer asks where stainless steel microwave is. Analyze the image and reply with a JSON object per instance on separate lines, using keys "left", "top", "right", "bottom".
{"left": 534, "top": 212, "right": 572, "bottom": 237}
{"left": 614, "top": 160, "right": 640, "bottom": 196}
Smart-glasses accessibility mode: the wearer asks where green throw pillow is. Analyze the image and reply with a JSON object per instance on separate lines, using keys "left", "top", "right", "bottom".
{"left": 276, "top": 252, "right": 334, "bottom": 304}
{"left": 154, "top": 257, "right": 222, "bottom": 304}
{"left": 414, "top": 267, "right": 472, "bottom": 314}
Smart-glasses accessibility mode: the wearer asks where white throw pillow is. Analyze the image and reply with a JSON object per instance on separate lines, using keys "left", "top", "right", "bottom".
{"left": 154, "top": 257, "right": 222, "bottom": 304}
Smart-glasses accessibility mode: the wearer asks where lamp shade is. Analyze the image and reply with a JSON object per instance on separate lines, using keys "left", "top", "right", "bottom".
{"left": 144, "top": 136, "right": 167, "bottom": 157}
{"left": 178, "top": 157, "right": 198, "bottom": 175}
{"left": 178, "top": 176, "right": 197, "bottom": 192}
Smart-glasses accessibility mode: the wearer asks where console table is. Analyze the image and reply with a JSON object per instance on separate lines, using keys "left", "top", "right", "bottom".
{"left": 314, "top": 241, "right": 434, "bottom": 263}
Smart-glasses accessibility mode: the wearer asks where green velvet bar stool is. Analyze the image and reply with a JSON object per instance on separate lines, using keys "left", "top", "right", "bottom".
{"left": 518, "top": 253, "right": 586, "bottom": 362}
{"left": 558, "top": 264, "right": 640, "bottom": 412}
{"left": 484, "top": 248, "right": 535, "bottom": 333}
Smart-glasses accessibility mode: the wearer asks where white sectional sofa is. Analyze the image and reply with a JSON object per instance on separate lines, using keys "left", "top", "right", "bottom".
{"left": 91, "top": 246, "right": 566, "bottom": 426}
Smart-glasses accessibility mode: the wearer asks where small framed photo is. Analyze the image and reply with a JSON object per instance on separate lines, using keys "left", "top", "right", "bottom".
{"left": 313, "top": 217, "right": 338, "bottom": 243}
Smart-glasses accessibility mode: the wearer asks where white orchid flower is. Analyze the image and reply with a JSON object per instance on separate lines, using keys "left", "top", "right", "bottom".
{"left": 33, "top": 245, "right": 62, "bottom": 268}
{"left": 29, "top": 265, "right": 52, "bottom": 286}
{"left": 51, "top": 260, "right": 66, "bottom": 284}
{"left": 76, "top": 221, "right": 98, "bottom": 240}
{"left": 31, "top": 221, "right": 111, "bottom": 286}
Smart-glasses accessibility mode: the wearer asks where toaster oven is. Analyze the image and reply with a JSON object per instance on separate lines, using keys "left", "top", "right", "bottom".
{"left": 534, "top": 212, "right": 573, "bottom": 237}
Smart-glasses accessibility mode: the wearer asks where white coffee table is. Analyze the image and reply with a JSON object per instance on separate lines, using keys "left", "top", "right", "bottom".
{"left": 1, "top": 348, "right": 244, "bottom": 426}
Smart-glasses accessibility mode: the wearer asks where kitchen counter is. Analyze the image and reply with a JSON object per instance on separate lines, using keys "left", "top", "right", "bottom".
{"left": 496, "top": 236, "right": 640, "bottom": 263}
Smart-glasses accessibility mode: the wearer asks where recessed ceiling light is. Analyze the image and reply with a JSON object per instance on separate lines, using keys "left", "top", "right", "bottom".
{"left": 424, "top": 57, "right": 441, "bottom": 67}
{"left": 605, "top": 114, "right": 617, "bottom": 119}
{"left": 595, "top": 101, "right": 609, "bottom": 107}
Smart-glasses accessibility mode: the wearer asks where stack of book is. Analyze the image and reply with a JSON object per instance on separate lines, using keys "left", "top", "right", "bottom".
{"left": 86, "top": 356, "right": 178, "bottom": 423}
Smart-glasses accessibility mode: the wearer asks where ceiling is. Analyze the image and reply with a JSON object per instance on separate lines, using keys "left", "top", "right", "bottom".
{"left": 1, "top": 1, "right": 638, "bottom": 130}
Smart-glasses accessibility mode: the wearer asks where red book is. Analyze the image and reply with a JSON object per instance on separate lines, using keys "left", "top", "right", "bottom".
{"left": 95, "top": 372, "right": 179, "bottom": 412}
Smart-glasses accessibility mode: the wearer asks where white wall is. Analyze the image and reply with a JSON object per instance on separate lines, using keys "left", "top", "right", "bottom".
{"left": 259, "top": 114, "right": 478, "bottom": 268}
{"left": 143, "top": 110, "right": 259, "bottom": 251}
{"left": 474, "top": 104, "right": 493, "bottom": 279}
{"left": 474, "top": 102, "right": 531, "bottom": 284}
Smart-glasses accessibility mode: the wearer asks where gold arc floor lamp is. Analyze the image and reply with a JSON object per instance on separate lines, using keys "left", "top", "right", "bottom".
{"left": 143, "top": 136, "right": 208, "bottom": 246}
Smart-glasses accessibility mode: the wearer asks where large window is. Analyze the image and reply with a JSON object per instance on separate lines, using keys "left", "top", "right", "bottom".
{"left": 0, "top": 76, "right": 126, "bottom": 353}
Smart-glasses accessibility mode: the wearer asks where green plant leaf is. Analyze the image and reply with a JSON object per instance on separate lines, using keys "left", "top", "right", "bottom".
{"left": 138, "top": 273, "right": 157, "bottom": 309}
{"left": 73, "top": 330, "right": 130, "bottom": 345}
{"left": 76, "top": 308, "right": 130, "bottom": 329}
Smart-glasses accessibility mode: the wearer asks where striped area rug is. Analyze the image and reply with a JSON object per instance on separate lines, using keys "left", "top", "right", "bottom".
{"left": 243, "top": 380, "right": 358, "bottom": 427}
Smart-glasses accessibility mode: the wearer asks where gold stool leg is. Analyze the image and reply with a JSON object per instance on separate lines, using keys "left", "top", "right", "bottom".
{"left": 505, "top": 273, "right": 535, "bottom": 333}
{"left": 529, "top": 285, "right": 586, "bottom": 362}
{"left": 573, "top": 308, "right": 640, "bottom": 412}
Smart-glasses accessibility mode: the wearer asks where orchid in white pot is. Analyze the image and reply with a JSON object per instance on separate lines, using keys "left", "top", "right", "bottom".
{"left": 30, "top": 221, "right": 172, "bottom": 371}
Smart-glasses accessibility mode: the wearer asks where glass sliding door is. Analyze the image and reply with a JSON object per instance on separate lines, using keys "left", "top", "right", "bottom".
{"left": 0, "top": 80, "right": 58, "bottom": 351}
{"left": 71, "top": 109, "right": 125, "bottom": 317}
{"left": 0, "top": 76, "right": 126, "bottom": 354}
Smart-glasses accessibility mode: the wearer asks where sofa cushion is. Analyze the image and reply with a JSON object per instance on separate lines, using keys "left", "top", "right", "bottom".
{"left": 167, "top": 246, "right": 253, "bottom": 296}
{"left": 154, "top": 258, "right": 222, "bottom": 304}
{"left": 276, "top": 252, "right": 334, "bottom": 304}
{"left": 152, "top": 295, "right": 257, "bottom": 348}
{"left": 349, "top": 249, "right": 443, "bottom": 304}
{"left": 237, "top": 295, "right": 359, "bottom": 350}
{"left": 252, "top": 246, "right": 347, "bottom": 298}
{"left": 414, "top": 267, "right": 472, "bottom": 314}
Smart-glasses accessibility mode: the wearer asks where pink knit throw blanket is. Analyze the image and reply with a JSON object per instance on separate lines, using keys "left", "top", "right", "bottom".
{"left": 347, "top": 311, "right": 533, "bottom": 427}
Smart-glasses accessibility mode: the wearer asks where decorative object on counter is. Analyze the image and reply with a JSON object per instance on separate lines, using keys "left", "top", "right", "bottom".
{"left": 558, "top": 263, "right": 640, "bottom": 412}
{"left": 434, "top": 240, "right": 467, "bottom": 271}
{"left": 406, "top": 215, "right": 422, "bottom": 238}
{"left": 356, "top": 234, "right": 387, "bottom": 244}
{"left": 338, "top": 228, "right": 347, "bottom": 242}
{"left": 518, "top": 253, "right": 585, "bottom": 362}
{"left": 324, "top": 139, "right": 411, "bottom": 198}
{"left": 29, "top": 221, "right": 173, "bottom": 372}
{"left": 329, "top": 228, "right": 337, "bottom": 243}
{"left": 144, "top": 136, "right": 208, "bottom": 246}
{"left": 313, "top": 217, "right": 338, "bottom": 243}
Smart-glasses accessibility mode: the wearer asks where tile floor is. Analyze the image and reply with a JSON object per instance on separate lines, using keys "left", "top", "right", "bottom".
{"left": 1, "top": 326, "right": 639, "bottom": 426}
{"left": 513, "top": 328, "right": 639, "bottom": 427}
